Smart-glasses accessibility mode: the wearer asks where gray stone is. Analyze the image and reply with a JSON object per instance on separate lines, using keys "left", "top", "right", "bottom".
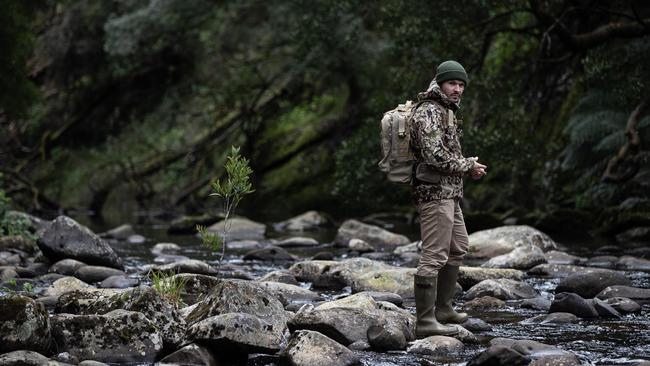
{"left": 153, "top": 259, "right": 216, "bottom": 275}
{"left": 316, "top": 292, "right": 377, "bottom": 311}
{"left": 101, "top": 224, "right": 136, "bottom": 240}
{"left": 555, "top": 269, "right": 632, "bottom": 298}
{"left": 348, "top": 238, "right": 375, "bottom": 253}
{"left": 226, "top": 240, "right": 265, "bottom": 250}
{"left": 591, "top": 297, "right": 621, "bottom": 318}
{"left": 351, "top": 268, "right": 415, "bottom": 298}
{"left": 0, "top": 350, "right": 66, "bottom": 366}
{"left": 207, "top": 217, "right": 266, "bottom": 241}
{"left": 243, "top": 245, "right": 295, "bottom": 262}
{"left": 522, "top": 312, "right": 579, "bottom": 324}
{"left": 464, "top": 279, "right": 539, "bottom": 300}
{"left": 161, "top": 273, "right": 221, "bottom": 305}
{"left": 74, "top": 265, "right": 126, "bottom": 283}
{"left": 468, "top": 225, "right": 557, "bottom": 259}
{"left": 467, "top": 345, "right": 530, "bottom": 366}
{"left": 289, "top": 260, "right": 339, "bottom": 283}
{"left": 544, "top": 250, "right": 586, "bottom": 265}
{"left": 462, "top": 296, "right": 507, "bottom": 310}
{"left": 528, "top": 263, "right": 618, "bottom": 278}
{"left": 481, "top": 244, "right": 547, "bottom": 270}
{"left": 0, "top": 295, "right": 51, "bottom": 354}
{"left": 44, "top": 276, "right": 92, "bottom": 297}
{"left": 596, "top": 285, "right": 650, "bottom": 304}
{"left": 281, "top": 330, "right": 360, "bottom": 366}
{"left": 153, "top": 254, "right": 190, "bottom": 264}
{"left": 0, "top": 235, "right": 37, "bottom": 253}
{"left": 150, "top": 242, "right": 181, "bottom": 255}
{"left": 617, "top": 255, "right": 650, "bottom": 272}
{"left": 49, "top": 258, "right": 87, "bottom": 275}
{"left": 367, "top": 323, "right": 407, "bottom": 351}
{"left": 393, "top": 241, "right": 421, "bottom": 254}
{"left": 458, "top": 266, "right": 525, "bottom": 289}
{"left": 257, "top": 269, "right": 299, "bottom": 285}
{"left": 156, "top": 343, "right": 218, "bottom": 366}
{"left": 78, "top": 361, "right": 109, "bottom": 366}
{"left": 334, "top": 219, "right": 410, "bottom": 251}
{"left": 461, "top": 318, "right": 492, "bottom": 331}
{"left": 520, "top": 297, "right": 552, "bottom": 311}
{"left": 99, "top": 275, "right": 139, "bottom": 288}
{"left": 550, "top": 292, "right": 598, "bottom": 318}
{"left": 256, "top": 281, "right": 322, "bottom": 307}
{"left": 274, "top": 211, "right": 330, "bottom": 232}
{"left": 50, "top": 310, "right": 163, "bottom": 363}
{"left": 586, "top": 255, "right": 618, "bottom": 269}
{"left": 603, "top": 296, "right": 641, "bottom": 313}
{"left": 276, "top": 236, "right": 320, "bottom": 247}
{"left": 361, "top": 291, "right": 403, "bottom": 306}
{"left": 127, "top": 234, "right": 146, "bottom": 244}
{"left": 490, "top": 338, "right": 580, "bottom": 365}
{"left": 407, "top": 335, "right": 464, "bottom": 356}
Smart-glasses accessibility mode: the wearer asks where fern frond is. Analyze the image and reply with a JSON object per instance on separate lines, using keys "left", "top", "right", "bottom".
{"left": 593, "top": 130, "right": 626, "bottom": 153}
{"left": 565, "top": 111, "right": 626, "bottom": 144}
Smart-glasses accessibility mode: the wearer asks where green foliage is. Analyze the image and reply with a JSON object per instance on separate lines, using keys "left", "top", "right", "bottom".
{"left": 196, "top": 224, "right": 222, "bottom": 252}
{"left": 21, "top": 282, "right": 34, "bottom": 293}
{"left": 0, "top": 176, "right": 34, "bottom": 239}
{"left": 149, "top": 270, "right": 186, "bottom": 307}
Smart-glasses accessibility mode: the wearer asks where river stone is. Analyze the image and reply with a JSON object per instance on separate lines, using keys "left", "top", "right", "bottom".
{"left": 153, "top": 259, "right": 216, "bottom": 275}
{"left": 0, "top": 350, "right": 70, "bottom": 366}
{"left": 150, "top": 242, "right": 181, "bottom": 255}
{"left": 288, "top": 306, "right": 378, "bottom": 345}
{"left": 528, "top": 263, "right": 619, "bottom": 278}
{"left": 0, "top": 295, "right": 51, "bottom": 354}
{"left": 288, "top": 260, "right": 342, "bottom": 288}
{"left": 544, "top": 250, "right": 587, "bottom": 265}
{"left": 157, "top": 343, "right": 218, "bottom": 366}
{"left": 0, "top": 235, "right": 38, "bottom": 253}
{"left": 617, "top": 255, "right": 650, "bottom": 271}
{"left": 101, "top": 224, "right": 136, "bottom": 240}
{"left": 481, "top": 244, "right": 547, "bottom": 270}
{"left": 168, "top": 213, "right": 220, "bottom": 234}
{"left": 213, "top": 263, "right": 255, "bottom": 280}
{"left": 522, "top": 312, "right": 579, "bottom": 324}
{"left": 281, "top": 330, "right": 359, "bottom": 366}
{"left": 207, "top": 217, "right": 266, "bottom": 241}
{"left": 393, "top": 241, "right": 421, "bottom": 255}
{"left": 587, "top": 255, "right": 619, "bottom": 269}
{"left": 126, "top": 234, "right": 146, "bottom": 244}
{"left": 348, "top": 238, "right": 375, "bottom": 253}
{"left": 603, "top": 296, "right": 641, "bottom": 313}
{"left": 316, "top": 292, "right": 377, "bottom": 311}
{"left": 550, "top": 292, "right": 598, "bottom": 318}
{"left": 276, "top": 237, "right": 320, "bottom": 247}
{"left": 464, "top": 279, "right": 539, "bottom": 300}
{"left": 467, "top": 225, "right": 557, "bottom": 259}
{"left": 37, "top": 216, "right": 123, "bottom": 269}
{"left": 334, "top": 219, "right": 410, "bottom": 251}
{"left": 153, "top": 254, "right": 190, "bottom": 264}
{"left": 226, "top": 240, "right": 264, "bottom": 250}
{"left": 590, "top": 297, "right": 621, "bottom": 318}
{"left": 490, "top": 337, "right": 579, "bottom": 364}
{"left": 458, "top": 266, "right": 525, "bottom": 289}
{"left": 555, "top": 269, "right": 632, "bottom": 298}
{"left": 98, "top": 275, "right": 138, "bottom": 288}
{"left": 257, "top": 269, "right": 299, "bottom": 285}
{"left": 462, "top": 318, "right": 492, "bottom": 332}
{"left": 158, "top": 273, "right": 220, "bottom": 305}
{"left": 467, "top": 345, "right": 530, "bottom": 366}
{"left": 256, "top": 281, "right": 322, "bottom": 307}
{"left": 243, "top": 245, "right": 295, "bottom": 262}
{"left": 351, "top": 268, "right": 416, "bottom": 298}
{"left": 597, "top": 285, "right": 650, "bottom": 304}
{"left": 407, "top": 335, "right": 464, "bottom": 356}
{"left": 520, "top": 297, "right": 552, "bottom": 311}
{"left": 367, "top": 322, "right": 407, "bottom": 351}
{"left": 74, "top": 265, "right": 126, "bottom": 283}
{"left": 462, "top": 296, "right": 507, "bottom": 310}
{"left": 44, "top": 276, "right": 92, "bottom": 297}
{"left": 362, "top": 291, "right": 403, "bottom": 306}
{"left": 49, "top": 258, "right": 87, "bottom": 275}
{"left": 51, "top": 309, "right": 162, "bottom": 363}
{"left": 274, "top": 210, "right": 330, "bottom": 232}
{"left": 78, "top": 361, "right": 109, "bottom": 366}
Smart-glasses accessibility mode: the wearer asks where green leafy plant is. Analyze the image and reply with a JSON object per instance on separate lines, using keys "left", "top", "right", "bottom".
{"left": 0, "top": 174, "right": 35, "bottom": 239}
{"left": 149, "top": 270, "right": 187, "bottom": 307}
{"left": 22, "top": 282, "right": 34, "bottom": 293}
{"left": 197, "top": 146, "right": 254, "bottom": 261}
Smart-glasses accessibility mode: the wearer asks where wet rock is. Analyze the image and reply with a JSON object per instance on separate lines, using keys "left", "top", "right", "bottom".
{"left": 78, "top": 361, "right": 110, "bottom": 366}
{"left": 226, "top": 240, "right": 265, "bottom": 250}
{"left": 462, "top": 318, "right": 492, "bottom": 332}
{"left": 549, "top": 292, "right": 598, "bottom": 318}
{"left": 520, "top": 297, "right": 552, "bottom": 311}
{"left": 52, "top": 352, "right": 78, "bottom": 364}
{"left": 0, "top": 295, "right": 51, "bottom": 354}
{"left": 586, "top": 255, "right": 618, "bottom": 268}
{"left": 529, "top": 353, "right": 583, "bottom": 366}
{"left": 153, "top": 259, "right": 216, "bottom": 275}
{"left": 0, "top": 350, "right": 67, "bottom": 366}
{"left": 157, "top": 343, "right": 218, "bottom": 366}
{"left": 207, "top": 217, "right": 266, "bottom": 241}
{"left": 398, "top": 252, "right": 420, "bottom": 267}
{"left": 1, "top": 267, "right": 18, "bottom": 282}
{"left": 0, "top": 252, "right": 22, "bottom": 266}
{"left": 617, "top": 255, "right": 650, "bottom": 271}
{"left": 0, "top": 235, "right": 37, "bottom": 253}
{"left": 462, "top": 296, "right": 506, "bottom": 309}
{"left": 276, "top": 236, "right": 320, "bottom": 247}
{"left": 334, "top": 219, "right": 410, "bottom": 251}
{"left": 490, "top": 337, "right": 580, "bottom": 365}
{"left": 153, "top": 254, "right": 189, "bottom": 264}
{"left": 393, "top": 241, "right": 421, "bottom": 254}
{"left": 351, "top": 268, "right": 415, "bottom": 298}
{"left": 256, "top": 281, "right": 322, "bottom": 307}
{"left": 168, "top": 213, "right": 220, "bottom": 234}
{"left": 150, "top": 242, "right": 181, "bottom": 255}
{"left": 367, "top": 323, "right": 407, "bottom": 351}
{"left": 348, "top": 340, "right": 371, "bottom": 350}
{"left": 407, "top": 335, "right": 464, "bottom": 356}
{"left": 348, "top": 238, "right": 374, "bottom": 253}
{"left": 481, "top": 244, "right": 547, "bottom": 270}
{"left": 596, "top": 285, "right": 650, "bottom": 304}
{"left": 101, "top": 224, "right": 136, "bottom": 240}
{"left": 50, "top": 309, "right": 163, "bottom": 363}
{"left": 37, "top": 216, "right": 123, "bottom": 269}
{"left": 522, "top": 312, "right": 579, "bottom": 324}
{"left": 467, "top": 345, "right": 530, "bottom": 366}
{"left": 127, "top": 234, "right": 146, "bottom": 244}
{"left": 464, "top": 279, "right": 539, "bottom": 300}
{"left": 243, "top": 245, "right": 295, "bottom": 262}
{"left": 603, "top": 296, "right": 641, "bottom": 313}
{"left": 590, "top": 297, "right": 621, "bottom": 318}
{"left": 458, "top": 266, "right": 525, "bottom": 289}
{"left": 528, "top": 264, "right": 618, "bottom": 278}
{"left": 99, "top": 275, "right": 138, "bottom": 288}
{"left": 49, "top": 258, "right": 87, "bottom": 275}
{"left": 74, "top": 265, "right": 126, "bottom": 283}
{"left": 544, "top": 250, "right": 587, "bottom": 265}
{"left": 467, "top": 225, "right": 557, "bottom": 259}
{"left": 361, "top": 252, "right": 393, "bottom": 261}
{"left": 311, "top": 251, "right": 335, "bottom": 260}
{"left": 274, "top": 210, "right": 330, "bottom": 232}
{"left": 169, "top": 273, "right": 221, "bottom": 305}
{"left": 257, "top": 269, "right": 299, "bottom": 285}
{"left": 316, "top": 292, "right": 377, "bottom": 311}
{"left": 362, "top": 291, "right": 403, "bottom": 306}
{"left": 555, "top": 269, "right": 631, "bottom": 298}
{"left": 213, "top": 263, "right": 255, "bottom": 280}
{"left": 44, "top": 276, "right": 92, "bottom": 297}
{"left": 281, "top": 330, "right": 359, "bottom": 366}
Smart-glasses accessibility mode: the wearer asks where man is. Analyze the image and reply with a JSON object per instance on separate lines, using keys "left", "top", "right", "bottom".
{"left": 409, "top": 60, "right": 487, "bottom": 337}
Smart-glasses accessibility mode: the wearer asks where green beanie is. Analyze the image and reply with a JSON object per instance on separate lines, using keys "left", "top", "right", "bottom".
{"left": 435, "top": 60, "right": 468, "bottom": 85}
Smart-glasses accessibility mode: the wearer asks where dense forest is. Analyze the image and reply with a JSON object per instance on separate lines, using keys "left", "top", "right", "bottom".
{"left": 1, "top": 0, "right": 649, "bottom": 239}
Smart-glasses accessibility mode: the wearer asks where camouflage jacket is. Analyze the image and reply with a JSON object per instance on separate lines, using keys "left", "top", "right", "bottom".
{"left": 410, "top": 82, "right": 475, "bottom": 204}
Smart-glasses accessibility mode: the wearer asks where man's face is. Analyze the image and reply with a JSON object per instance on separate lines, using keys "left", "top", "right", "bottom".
{"left": 440, "top": 80, "right": 465, "bottom": 103}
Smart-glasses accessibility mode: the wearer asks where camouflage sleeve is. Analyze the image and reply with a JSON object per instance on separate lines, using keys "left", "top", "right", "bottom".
{"left": 411, "top": 104, "right": 476, "bottom": 175}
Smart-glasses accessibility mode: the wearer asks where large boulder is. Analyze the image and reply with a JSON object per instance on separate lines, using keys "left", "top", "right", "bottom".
{"left": 467, "top": 225, "right": 557, "bottom": 259}
{"left": 328, "top": 258, "right": 395, "bottom": 287}
{"left": 489, "top": 337, "right": 581, "bottom": 365}
{"left": 458, "top": 267, "right": 525, "bottom": 289}
{"left": 50, "top": 310, "right": 163, "bottom": 363}
{"left": 256, "top": 281, "right": 322, "bottom": 307}
{"left": 544, "top": 250, "right": 587, "bottom": 265}
{"left": 281, "top": 330, "right": 359, "bottom": 366}
{"left": 596, "top": 285, "right": 650, "bottom": 305}
{"left": 555, "top": 270, "right": 632, "bottom": 298}
{"left": 274, "top": 211, "right": 330, "bottom": 232}
{"left": 481, "top": 244, "right": 547, "bottom": 270}
{"left": 289, "top": 260, "right": 339, "bottom": 283}
{"left": 549, "top": 292, "right": 598, "bottom": 318}
{"left": 207, "top": 217, "right": 266, "bottom": 241}
{"left": 37, "top": 216, "right": 123, "bottom": 269}
{"left": 0, "top": 295, "right": 51, "bottom": 354}
{"left": 407, "top": 335, "right": 464, "bottom": 356}
{"left": 334, "top": 219, "right": 410, "bottom": 251}
{"left": 351, "top": 268, "right": 415, "bottom": 298}
{"left": 464, "top": 279, "right": 539, "bottom": 300}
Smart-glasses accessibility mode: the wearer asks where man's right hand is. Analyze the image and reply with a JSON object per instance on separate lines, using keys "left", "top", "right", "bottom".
{"left": 471, "top": 160, "right": 487, "bottom": 180}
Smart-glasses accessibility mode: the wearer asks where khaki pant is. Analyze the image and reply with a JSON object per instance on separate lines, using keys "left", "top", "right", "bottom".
{"left": 416, "top": 199, "right": 469, "bottom": 276}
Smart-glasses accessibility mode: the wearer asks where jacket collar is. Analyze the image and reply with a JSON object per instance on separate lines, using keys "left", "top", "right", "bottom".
{"left": 417, "top": 79, "right": 460, "bottom": 111}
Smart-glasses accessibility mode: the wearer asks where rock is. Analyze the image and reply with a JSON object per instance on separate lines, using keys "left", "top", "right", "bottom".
{"left": 522, "top": 312, "right": 578, "bottom": 324}
{"left": 0, "top": 350, "right": 65, "bottom": 366}
{"left": 243, "top": 245, "right": 295, "bottom": 262}
{"left": 603, "top": 296, "right": 641, "bottom": 313}
{"left": 168, "top": 213, "right": 220, "bottom": 234}
{"left": 316, "top": 292, "right": 377, "bottom": 311}
{"left": 520, "top": 297, "right": 552, "bottom": 311}
{"left": 213, "top": 263, "right": 255, "bottom": 280}
{"left": 153, "top": 254, "right": 190, "bottom": 264}
{"left": 167, "top": 273, "right": 221, "bottom": 305}
{"left": 311, "top": 251, "right": 335, "bottom": 260}
{"left": 37, "top": 216, "right": 124, "bottom": 269}
{"left": 52, "top": 352, "right": 78, "bottom": 364}
{"left": 596, "top": 285, "right": 650, "bottom": 304}
{"left": 74, "top": 265, "right": 126, "bottom": 283}
{"left": 360, "top": 252, "right": 393, "bottom": 261}
{"left": 458, "top": 266, "right": 525, "bottom": 289}
{"left": 464, "top": 279, "right": 539, "bottom": 300}
{"left": 489, "top": 338, "right": 580, "bottom": 364}
{"left": 50, "top": 310, "right": 163, "bottom": 363}
{"left": 101, "top": 224, "right": 136, "bottom": 240}
{"left": 274, "top": 210, "right": 330, "bottom": 232}
{"left": 126, "top": 234, "right": 146, "bottom": 244}
{"left": 0, "top": 235, "right": 37, "bottom": 253}
{"left": 157, "top": 343, "right": 218, "bottom": 366}
{"left": 544, "top": 250, "right": 587, "bottom": 265}
{"left": 467, "top": 345, "right": 531, "bottom": 366}
{"left": 289, "top": 260, "right": 338, "bottom": 282}
{"left": 49, "top": 258, "right": 87, "bottom": 275}
{"left": 256, "top": 281, "right": 322, "bottom": 307}
{"left": 467, "top": 225, "right": 557, "bottom": 259}
{"left": 348, "top": 238, "right": 374, "bottom": 253}
{"left": 462, "top": 296, "right": 506, "bottom": 310}
{"left": 151, "top": 242, "right": 181, "bottom": 255}
{"left": 207, "top": 217, "right": 266, "bottom": 241}
{"left": 99, "top": 275, "right": 139, "bottom": 288}
{"left": 78, "top": 361, "right": 110, "bottom": 366}
{"left": 367, "top": 323, "right": 407, "bottom": 351}
{"left": 481, "top": 244, "right": 547, "bottom": 270}
{"left": 351, "top": 268, "right": 415, "bottom": 298}
{"left": 586, "top": 255, "right": 618, "bottom": 268}
{"left": 590, "top": 297, "right": 621, "bottom": 318}
{"left": 617, "top": 255, "right": 650, "bottom": 271}
{"left": 1, "top": 267, "right": 18, "bottom": 282}
{"left": 334, "top": 219, "right": 410, "bottom": 251}
{"left": 407, "top": 335, "right": 464, "bottom": 356}
{"left": 461, "top": 318, "right": 492, "bottom": 332}
{"left": 549, "top": 292, "right": 598, "bottom": 318}
{"left": 281, "top": 330, "right": 360, "bottom": 366}
{"left": 361, "top": 291, "right": 403, "bottom": 306}
{"left": 0, "top": 295, "right": 51, "bottom": 354}
{"left": 393, "top": 241, "right": 421, "bottom": 254}
{"left": 276, "top": 237, "right": 320, "bottom": 247}
{"left": 555, "top": 269, "right": 632, "bottom": 298}
{"left": 44, "top": 276, "right": 92, "bottom": 297}
{"left": 153, "top": 259, "right": 216, "bottom": 275}
{"left": 226, "top": 240, "right": 265, "bottom": 250}
{"left": 529, "top": 353, "right": 583, "bottom": 366}
{"left": 257, "top": 269, "right": 299, "bottom": 285}
{"left": 528, "top": 264, "right": 618, "bottom": 278}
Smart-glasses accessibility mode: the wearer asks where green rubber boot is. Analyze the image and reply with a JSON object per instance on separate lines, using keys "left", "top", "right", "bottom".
{"left": 414, "top": 274, "right": 458, "bottom": 338}
{"left": 434, "top": 265, "right": 468, "bottom": 324}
